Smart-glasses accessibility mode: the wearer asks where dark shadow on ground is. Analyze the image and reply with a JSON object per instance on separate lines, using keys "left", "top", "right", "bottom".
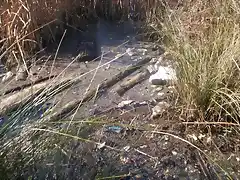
{"left": 44, "top": 19, "right": 141, "bottom": 61}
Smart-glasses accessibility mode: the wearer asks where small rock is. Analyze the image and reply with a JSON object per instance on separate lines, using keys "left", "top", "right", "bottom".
{"left": 151, "top": 101, "right": 170, "bottom": 118}
{"left": 149, "top": 66, "right": 176, "bottom": 86}
{"left": 157, "top": 92, "right": 165, "bottom": 96}
{"left": 16, "top": 65, "right": 28, "bottom": 81}
{"left": 2, "top": 71, "right": 14, "bottom": 82}
{"left": 138, "top": 48, "right": 148, "bottom": 56}
{"left": 117, "top": 100, "right": 134, "bottom": 108}
{"left": 16, "top": 73, "right": 27, "bottom": 81}
{"left": 120, "top": 155, "right": 133, "bottom": 164}
{"left": 236, "top": 157, "right": 240, "bottom": 162}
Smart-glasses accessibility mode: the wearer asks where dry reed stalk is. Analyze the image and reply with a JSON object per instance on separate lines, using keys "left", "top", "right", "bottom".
{"left": 0, "top": 0, "right": 157, "bottom": 71}
{"left": 0, "top": 0, "right": 93, "bottom": 67}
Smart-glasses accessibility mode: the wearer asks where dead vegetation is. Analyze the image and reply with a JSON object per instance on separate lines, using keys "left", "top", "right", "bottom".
{"left": 151, "top": 0, "right": 240, "bottom": 123}
{"left": 0, "top": 0, "right": 158, "bottom": 71}
{"left": 1, "top": 0, "right": 240, "bottom": 179}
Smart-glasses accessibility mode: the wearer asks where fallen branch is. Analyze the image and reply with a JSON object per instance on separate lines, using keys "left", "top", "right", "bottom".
{"left": 115, "top": 69, "right": 150, "bottom": 96}
{"left": 0, "top": 55, "right": 152, "bottom": 118}
{"left": 0, "top": 52, "right": 128, "bottom": 116}
{"left": 0, "top": 76, "right": 79, "bottom": 116}
{"left": 1, "top": 75, "right": 55, "bottom": 96}
{"left": 0, "top": 81, "right": 49, "bottom": 116}
{"left": 47, "top": 56, "right": 152, "bottom": 121}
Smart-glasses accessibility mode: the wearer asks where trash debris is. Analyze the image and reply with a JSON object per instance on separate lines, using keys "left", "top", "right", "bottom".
{"left": 147, "top": 64, "right": 158, "bottom": 74}
{"left": 0, "top": 117, "right": 5, "bottom": 126}
{"left": 120, "top": 155, "right": 133, "bottom": 164}
{"left": 126, "top": 48, "right": 136, "bottom": 56}
{"left": 149, "top": 66, "right": 176, "bottom": 86}
{"left": 97, "top": 142, "right": 106, "bottom": 149}
{"left": 36, "top": 102, "right": 54, "bottom": 118}
{"left": 2, "top": 71, "right": 14, "bottom": 82}
{"left": 172, "top": 151, "right": 177, "bottom": 156}
{"left": 123, "top": 145, "right": 131, "bottom": 152}
{"left": 187, "top": 134, "right": 198, "bottom": 141}
{"left": 104, "top": 125, "right": 123, "bottom": 133}
{"left": 236, "top": 157, "right": 240, "bottom": 162}
{"left": 118, "top": 100, "right": 134, "bottom": 108}
{"left": 138, "top": 48, "right": 148, "bottom": 56}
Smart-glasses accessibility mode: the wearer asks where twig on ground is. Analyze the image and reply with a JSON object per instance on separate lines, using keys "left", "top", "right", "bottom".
{"left": 181, "top": 122, "right": 240, "bottom": 127}
{"left": 1, "top": 75, "right": 55, "bottom": 96}
{"left": 134, "top": 148, "right": 157, "bottom": 159}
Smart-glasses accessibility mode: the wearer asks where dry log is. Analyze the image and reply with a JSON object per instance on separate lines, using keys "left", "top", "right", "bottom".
{"left": 0, "top": 76, "right": 79, "bottom": 116}
{"left": 115, "top": 69, "right": 150, "bottom": 96}
{"left": 47, "top": 56, "right": 152, "bottom": 121}
{"left": 0, "top": 52, "right": 127, "bottom": 116}
{"left": 0, "top": 82, "right": 49, "bottom": 116}
{"left": 1, "top": 75, "right": 55, "bottom": 96}
{"left": 0, "top": 55, "right": 152, "bottom": 119}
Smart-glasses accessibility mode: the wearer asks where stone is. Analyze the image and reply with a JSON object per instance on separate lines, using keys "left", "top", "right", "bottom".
{"left": 151, "top": 101, "right": 170, "bottom": 118}
{"left": 15, "top": 67, "right": 28, "bottom": 81}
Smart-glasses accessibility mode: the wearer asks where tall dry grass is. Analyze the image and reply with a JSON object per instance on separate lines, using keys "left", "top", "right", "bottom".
{"left": 0, "top": 0, "right": 98, "bottom": 70}
{"left": 0, "top": 0, "right": 156, "bottom": 71}
{"left": 151, "top": 0, "right": 240, "bottom": 123}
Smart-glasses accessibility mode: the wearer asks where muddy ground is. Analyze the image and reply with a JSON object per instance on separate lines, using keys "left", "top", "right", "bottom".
{"left": 0, "top": 20, "right": 239, "bottom": 179}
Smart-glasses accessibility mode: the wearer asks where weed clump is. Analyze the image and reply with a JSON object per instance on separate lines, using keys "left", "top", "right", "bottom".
{"left": 153, "top": 0, "right": 240, "bottom": 123}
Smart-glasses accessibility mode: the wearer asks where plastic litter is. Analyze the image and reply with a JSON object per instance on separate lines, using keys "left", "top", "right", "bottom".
{"left": 104, "top": 125, "right": 123, "bottom": 133}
